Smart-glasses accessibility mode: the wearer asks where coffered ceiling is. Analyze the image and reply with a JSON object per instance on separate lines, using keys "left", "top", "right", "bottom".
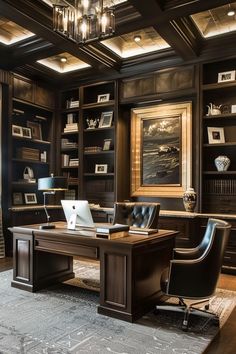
{"left": 0, "top": 0, "right": 236, "bottom": 87}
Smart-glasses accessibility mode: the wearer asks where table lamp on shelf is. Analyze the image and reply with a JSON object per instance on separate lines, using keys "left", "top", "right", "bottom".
{"left": 38, "top": 174, "right": 68, "bottom": 230}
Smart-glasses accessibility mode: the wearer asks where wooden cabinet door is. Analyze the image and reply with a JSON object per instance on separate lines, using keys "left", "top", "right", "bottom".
{"left": 13, "top": 76, "right": 34, "bottom": 103}
{"left": 35, "top": 85, "right": 55, "bottom": 109}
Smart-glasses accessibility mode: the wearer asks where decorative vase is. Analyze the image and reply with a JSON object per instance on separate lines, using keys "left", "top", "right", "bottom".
{"left": 214, "top": 155, "right": 230, "bottom": 171}
{"left": 183, "top": 187, "right": 197, "bottom": 212}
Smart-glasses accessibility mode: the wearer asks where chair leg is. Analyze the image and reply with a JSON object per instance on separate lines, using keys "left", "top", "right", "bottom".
{"left": 182, "top": 306, "right": 191, "bottom": 331}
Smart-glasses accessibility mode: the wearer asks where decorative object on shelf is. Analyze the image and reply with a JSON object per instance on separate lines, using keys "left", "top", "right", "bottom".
{"left": 38, "top": 174, "right": 68, "bottom": 229}
{"left": 12, "top": 125, "right": 23, "bottom": 137}
{"left": 231, "top": 104, "right": 236, "bottom": 113}
{"left": 214, "top": 155, "right": 231, "bottom": 171}
{"left": 95, "top": 164, "right": 108, "bottom": 174}
{"left": 53, "top": 1, "right": 115, "bottom": 45}
{"left": 206, "top": 103, "right": 222, "bottom": 116}
{"left": 99, "top": 111, "right": 113, "bottom": 128}
{"left": 218, "top": 70, "right": 236, "bottom": 83}
{"left": 221, "top": 104, "right": 231, "bottom": 114}
{"left": 23, "top": 166, "right": 34, "bottom": 181}
{"left": 13, "top": 192, "right": 23, "bottom": 205}
{"left": 207, "top": 127, "right": 225, "bottom": 144}
{"left": 22, "top": 127, "right": 32, "bottom": 139}
{"left": 97, "top": 93, "right": 110, "bottom": 103}
{"left": 24, "top": 193, "right": 37, "bottom": 204}
{"left": 183, "top": 187, "right": 197, "bottom": 212}
{"left": 103, "top": 138, "right": 112, "bottom": 151}
{"left": 40, "top": 151, "right": 47, "bottom": 163}
{"left": 86, "top": 118, "right": 99, "bottom": 129}
{"left": 27, "top": 121, "right": 42, "bottom": 140}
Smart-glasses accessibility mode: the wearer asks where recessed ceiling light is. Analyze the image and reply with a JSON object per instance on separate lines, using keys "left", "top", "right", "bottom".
{"left": 60, "top": 57, "right": 67, "bottom": 63}
{"left": 227, "top": 10, "right": 235, "bottom": 16}
{"left": 134, "top": 35, "right": 141, "bottom": 43}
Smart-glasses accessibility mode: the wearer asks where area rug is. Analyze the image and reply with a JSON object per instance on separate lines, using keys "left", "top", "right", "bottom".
{"left": 0, "top": 265, "right": 235, "bottom": 354}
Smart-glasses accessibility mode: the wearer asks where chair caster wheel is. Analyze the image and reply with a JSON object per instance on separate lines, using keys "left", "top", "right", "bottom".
{"left": 205, "top": 304, "right": 209, "bottom": 310}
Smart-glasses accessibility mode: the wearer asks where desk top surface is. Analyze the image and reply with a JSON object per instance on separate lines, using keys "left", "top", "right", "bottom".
{"left": 9, "top": 222, "right": 178, "bottom": 245}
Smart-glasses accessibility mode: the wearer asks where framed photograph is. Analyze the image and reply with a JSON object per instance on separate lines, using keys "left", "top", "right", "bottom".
{"left": 24, "top": 193, "right": 37, "bottom": 204}
{"left": 218, "top": 70, "right": 236, "bottom": 83}
{"left": 99, "top": 111, "right": 113, "bottom": 128}
{"left": 13, "top": 192, "right": 23, "bottom": 205}
{"left": 22, "top": 127, "right": 32, "bottom": 139}
{"left": 12, "top": 125, "right": 23, "bottom": 137}
{"left": 131, "top": 102, "right": 192, "bottom": 198}
{"left": 103, "top": 139, "right": 112, "bottom": 151}
{"left": 97, "top": 93, "right": 110, "bottom": 103}
{"left": 207, "top": 127, "right": 225, "bottom": 144}
{"left": 231, "top": 105, "right": 236, "bottom": 113}
{"left": 95, "top": 164, "right": 108, "bottom": 174}
{"left": 27, "top": 121, "right": 42, "bottom": 140}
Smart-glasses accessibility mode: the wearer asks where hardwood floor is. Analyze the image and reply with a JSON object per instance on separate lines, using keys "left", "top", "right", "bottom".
{"left": 0, "top": 258, "right": 235, "bottom": 353}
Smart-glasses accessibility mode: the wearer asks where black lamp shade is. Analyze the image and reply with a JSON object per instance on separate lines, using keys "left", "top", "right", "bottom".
{"left": 38, "top": 176, "right": 68, "bottom": 191}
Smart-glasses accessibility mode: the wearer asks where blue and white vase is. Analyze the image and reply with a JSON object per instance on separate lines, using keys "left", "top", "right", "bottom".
{"left": 214, "top": 155, "right": 230, "bottom": 172}
{"left": 183, "top": 187, "right": 197, "bottom": 212}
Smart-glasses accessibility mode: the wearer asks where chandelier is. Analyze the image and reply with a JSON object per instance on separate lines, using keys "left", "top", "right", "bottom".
{"left": 53, "top": 0, "right": 115, "bottom": 44}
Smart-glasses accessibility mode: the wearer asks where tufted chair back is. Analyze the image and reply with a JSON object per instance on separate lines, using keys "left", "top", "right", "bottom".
{"left": 113, "top": 202, "right": 160, "bottom": 229}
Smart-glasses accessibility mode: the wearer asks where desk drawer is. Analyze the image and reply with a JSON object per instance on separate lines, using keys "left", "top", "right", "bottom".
{"left": 35, "top": 239, "right": 98, "bottom": 259}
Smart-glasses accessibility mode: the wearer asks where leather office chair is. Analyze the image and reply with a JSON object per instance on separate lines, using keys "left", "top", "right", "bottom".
{"left": 156, "top": 218, "right": 231, "bottom": 330}
{"left": 113, "top": 202, "right": 160, "bottom": 229}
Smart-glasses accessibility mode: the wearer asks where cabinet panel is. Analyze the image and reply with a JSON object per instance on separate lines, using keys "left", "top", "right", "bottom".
{"left": 35, "top": 85, "right": 55, "bottom": 109}
{"left": 13, "top": 76, "right": 34, "bottom": 103}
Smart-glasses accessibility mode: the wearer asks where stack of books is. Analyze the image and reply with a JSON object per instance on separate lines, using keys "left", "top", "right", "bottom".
{"left": 69, "top": 158, "right": 79, "bottom": 166}
{"left": 61, "top": 138, "right": 78, "bottom": 149}
{"left": 67, "top": 100, "right": 79, "bottom": 109}
{"left": 17, "top": 147, "right": 40, "bottom": 161}
{"left": 64, "top": 123, "right": 78, "bottom": 133}
{"left": 84, "top": 146, "right": 102, "bottom": 153}
{"left": 96, "top": 224, "right": 129, "bottom": 239}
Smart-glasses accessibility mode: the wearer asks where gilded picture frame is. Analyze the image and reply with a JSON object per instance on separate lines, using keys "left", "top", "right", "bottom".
{"left": 131, "top": 102, "right": 192, "bottom": 197}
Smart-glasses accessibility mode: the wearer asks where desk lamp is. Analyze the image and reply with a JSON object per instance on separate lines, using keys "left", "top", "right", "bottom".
{"left": 38, "top": 174, "right": 68, "bottom": 229}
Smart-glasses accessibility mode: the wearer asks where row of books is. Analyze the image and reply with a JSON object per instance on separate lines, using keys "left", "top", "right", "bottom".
{"left": 61, "top": 154, "right": 79, "bottom": 167}
{"left": 84, "top": 146, "right": 102, "bottom": 153}
{"left": 61, "top": 138, "right": 78, "bottom": 149}
{"left": 16, "top": 147, "right": 40, "bottom": 161}
{"left": 66, "top": 99, "right": 79, "bottom": 109}
{"left": 204, "top": 179, "right": 236, "bottom": 194}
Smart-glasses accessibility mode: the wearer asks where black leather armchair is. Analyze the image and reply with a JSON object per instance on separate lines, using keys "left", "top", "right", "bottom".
{"left": 156, "top": 218, "right": 231, "bottom": 330}
{"left": 113, "top": 202, "right": 160, "bottom": 229}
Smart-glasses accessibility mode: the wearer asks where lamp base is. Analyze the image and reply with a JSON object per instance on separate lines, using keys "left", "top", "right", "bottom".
{"left": 39, "top": 224, "right": 55, "bottom": 230}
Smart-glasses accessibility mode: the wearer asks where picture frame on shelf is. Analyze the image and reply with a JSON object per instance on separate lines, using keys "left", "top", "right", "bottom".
{"left": 22, "top": 127, "right": 32, "bottom": 139}
{"left": 207, "top": 127, "right": 225, "bottom": 144}
{"left": 231, "top": 105, "right": 236, "bottom": 113}
{"left": 24, "top": 193, "right": 37, "bottom": 204}
{"left": 97, "top": 93, "right": 110, "bottom": 103}
{"left": 218, "top": 70, "right": 236, "bottom": 83}
{"left": 103, "top": 139, "right": 112, "bottom": 151}
{"left": 27, "top": 121, "right": 42, "bottom": 140}
{"left": 98, "top": 111, "right": 113, "bottom": 128}
{"left": 95, "top": 164, "right": 108, "bottom": 174}
{"left": 13, "top": 192, "right": 23, "bottom": 205}
{"left": 12, "top": 125, "right": 23, "bottom": 137}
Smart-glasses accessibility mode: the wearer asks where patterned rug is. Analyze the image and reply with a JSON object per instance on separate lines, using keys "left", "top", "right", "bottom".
{"left": 0, "top": 261, "right": 235, "bottom": 353}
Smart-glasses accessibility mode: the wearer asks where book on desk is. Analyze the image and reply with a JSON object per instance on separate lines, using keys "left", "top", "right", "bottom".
{"left": 96, "top": 223, "right": 129, "bottom": 239}
{"left": 128, "top": 227, "right": 158, "bottom": 235}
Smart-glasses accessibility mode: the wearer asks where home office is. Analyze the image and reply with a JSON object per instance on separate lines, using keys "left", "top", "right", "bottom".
{"left": 0, "top": 1, "right": 236, "bottom": 353}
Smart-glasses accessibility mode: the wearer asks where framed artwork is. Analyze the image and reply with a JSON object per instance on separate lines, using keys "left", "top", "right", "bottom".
{"left": 218, "top": 70, "right": 236, "bottom": 83}
{"left": 22, "top": 127, "right": 32, "bottom": 139}
{"left": 13, "top": 192, "right": 23, "bottom": 205}
{"left": 95, "top": 164, "right": 108, "bottom": 174}
{"left": 131, "top": 102, "right": 192, "bottom": 197}
{"left": 103, "top": 139, "right": 112, "bottom": 151}
{"left": 99, "top": 111, "right": 113, "bottom": 128}
{"left": 24, "top": 193, "right": 37, "bottom": 204}
{"left": 27, "top": 121, "right": 42, "bottom": 140}
{"left": 97, "top": 93, "right": 110, "bottom": 103}
{"left": 207, "top": 127, "right": 225, "bottom": 144}
{"left": 12, "top": 125, "right": 23, "bottom": 137}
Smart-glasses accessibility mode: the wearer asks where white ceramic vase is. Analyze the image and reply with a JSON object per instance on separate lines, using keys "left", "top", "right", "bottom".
{"left": 214, "top": 155, "right": 230, "bottom": 171}
{"left": 183, "top": 187, "right": 197, "bottom": 212}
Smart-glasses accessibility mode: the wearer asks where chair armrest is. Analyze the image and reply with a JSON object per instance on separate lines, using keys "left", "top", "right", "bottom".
{"left": 173, "top": 247, "right": 200, "bottom": 260}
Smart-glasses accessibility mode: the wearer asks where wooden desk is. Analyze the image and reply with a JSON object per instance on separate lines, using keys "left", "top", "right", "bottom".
{"left": 9, "top": 222, "right": 177, "bottom": 322}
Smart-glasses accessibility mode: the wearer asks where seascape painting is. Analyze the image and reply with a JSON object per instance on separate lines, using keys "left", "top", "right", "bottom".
{"left": 142, "top": 116, "right": 181, "bottom": 185}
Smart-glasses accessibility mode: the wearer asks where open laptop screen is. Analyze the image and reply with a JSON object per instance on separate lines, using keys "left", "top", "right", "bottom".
{"left": 61, "top": 200, "right": 94, "bottom": 230}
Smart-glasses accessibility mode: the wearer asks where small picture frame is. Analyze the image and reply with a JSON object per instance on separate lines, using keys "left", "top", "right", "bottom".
{"left": 97, "top": 93, "right": 110, "bottom": 103}
{"left": 95, "top": 164, "right": 108, "bottom": 174}
{"left": 103, "top": 139, "right": 112, "bottom": 151}
{"left": 24, "top": 193, "right": 37, "bottom": 204}
{"left": 218, "top": 70, "right": 236, "bottom": 83}
{"left": 231, "top": 105, "right": 236, "bottom": 113}
{"left": 98, "top": 111, "right": 113, "bottom": 128}
{"left": 13, "top": 192, "right": 23, "bottom": 205}
{"left": 27, "top": 121, "right": 42, "bottom": 140}
{"left": 12, "top": 125, "right": 23, "bottom": 137}
{"left": 207, "top": 127, "right": 225, "bottom": 144}
{"left": 22, "top": 127, "right": 32, "bottom": 139}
